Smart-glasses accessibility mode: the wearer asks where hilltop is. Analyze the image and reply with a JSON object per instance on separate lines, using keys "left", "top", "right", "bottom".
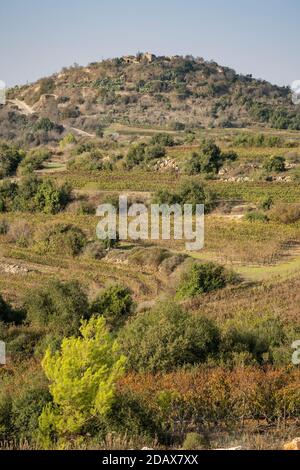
{"left": 1, "top": 53, "right": 300, "bottom": 143}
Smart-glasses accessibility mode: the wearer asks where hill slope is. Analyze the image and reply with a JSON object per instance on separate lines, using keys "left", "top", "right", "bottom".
{"left": 1, "top": 53, "right": 300, "bottom": 142}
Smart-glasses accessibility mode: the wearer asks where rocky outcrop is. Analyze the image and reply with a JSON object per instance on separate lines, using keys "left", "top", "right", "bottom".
{"left": 0, "top": 263, "right": 31, "bottom": 275}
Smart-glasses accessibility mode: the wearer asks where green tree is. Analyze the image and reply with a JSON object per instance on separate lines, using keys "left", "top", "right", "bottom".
{"left": 188, "top": 140, "right": 223, "bottom": 174}
{"left": 90, "top": 285, "right": 134, "bottom": 330}
{"left": 264, "top": 155, "right": 286, "bottom": 173}
{"left": 0, "top": 143, "right": 24, "bottom": 178}
{"left": 126, "top": 143, "right": 146, "bottom": 168}
{"left": 26, "top": 280, "right": 89, "bottom": 335}
{"left": 39, "top": 316, "right": 126, "bottom": 441}
{"left": 120, "top": 302, "right": 219, "bottom": 372}
{"left": 177, "top": 262, "right": 238, "bottom": 299}
{"left": 150, "top": 133, "right": 175, "bottom": 147}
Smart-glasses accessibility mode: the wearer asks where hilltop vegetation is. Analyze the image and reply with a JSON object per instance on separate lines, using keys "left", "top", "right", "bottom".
{"left": 1, "top": 53, "right": 299, "bottom": 143}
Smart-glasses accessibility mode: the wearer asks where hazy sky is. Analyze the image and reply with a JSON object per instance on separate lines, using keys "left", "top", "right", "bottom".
{"left": 1, "top": 0, "right": 299, "bottom": 87}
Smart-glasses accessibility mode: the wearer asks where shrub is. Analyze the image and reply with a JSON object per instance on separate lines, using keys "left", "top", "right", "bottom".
{"left": 159, "top": 253, "right": 187, "bottom": 274}
{"left": 233, "top": 133, "right": 283, "bottom": 148}
{"left": 25, "top": 280, "right": 89, "bottom": 335}
{"left": 67, "top": 150, "right": 105, "bottom": 172}
{"left": 120, "top": 302, "right": 220, "bottom": 372}
{"left": 18, "top": 148, "right": 51, "bottom": 175}
{"left": 103, "top": 390, "right": 163, "bottom": 441}
{"left": 269, "top": 204, "right": 300, "bottom": 224}
{"left": 12, "top": 176, "right": 72, "bottom": 214}
{"left": 186, "top": 140, "right": 223, "bottom": 174}
{"left": 90, "top": 285, "right": 134, "bottom": 330}
{"left": 100, "top": 232, "right": 120, "bottom": 250}
{"left": 149, "top": 133, "right": 175, "bottom": 147}
{"left": 0, "top": 143, "right": 24, "bottom": 178}
{"left": 35, "top": 224, "right": 86, "bottom": 256}
{"left": 59, "top": 133, "right": 76, "bottom": 150}
{"left": 126, "top": 143, "right": 146, "bottom": 168}
{"left": 182, "top": 432, "right": 209, "bottom": 450}
{"left": 82, "top": 241, "right": 106, "bottom": 260}
{"left": 220, "top": 312, "right": 286, "bottom": 365}
{"left": 3, "top": 326, "right": 42, "bottom": 359}
{"left": 39, "top": 78, "right": 55, "bottom": 95}
{"left": 186, "top": 141, "right": 237, "bottom": 175}
{"left": 259, "top": 196, "right": 273, "bottom": 211}
{"left": 153, "top": 181, "right": 216, "bottom": 213}
{"left": 245, "top": 211, "right": 269, "bottom": 223}
{"left": 33, "top": 118, "right": 56, "bottom": 133}
{"left": 11, "top": 387, "right": 51, "bottom": 442}
{"left": 0, "top": 181, "right": 18, "bottom": 212}
{"left": 128, "top": 247, "right": 171, "bottom": 268}
{"left": 145, "top": 144, "right": 166, "bottom": 160}
{"left": 177, "top": 262, "right": 238, "bottom": 299}
{"left": 264, "top": 155, "right": 285, "bottom": 173}
{"left": 34, "top": 180, "right": 72, "bottom": 214}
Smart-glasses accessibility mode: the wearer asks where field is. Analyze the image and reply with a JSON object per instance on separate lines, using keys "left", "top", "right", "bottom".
{"left": 1, "top": 123, "right": 300, "bottom": 450}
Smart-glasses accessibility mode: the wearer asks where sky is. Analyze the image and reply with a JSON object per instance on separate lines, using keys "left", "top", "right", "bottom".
{"left": 0, "top": 0, "right": 299, "bottom": 88}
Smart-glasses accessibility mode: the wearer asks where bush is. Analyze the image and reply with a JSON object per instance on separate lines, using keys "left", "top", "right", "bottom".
{"left": 39, "top": 78, "right": 55, "bottom": 95}
{"left": 269, "top": 204, "right": 300, "bottom": 224}
{"left": 18, "top": 148, "right": 51, "bottom": 176}
{"left": 35, "top": 223, "right": 86, "bottom": 256}
{"left": 104, "top": 390, "right": 163, "bottom": 441}
{"left": 100, "top": 232, "right": 120, "bottom": 250}
{"left": 59, "top": 133, "right": 76, "bottom": 150}
{"left": 33, "top": 118, "right": 57, "bottom": 133}
{"left": 144, "top": 144, "right": 166, "bottom": 161}
{"left": 126, "top": 143, "right": 147, "bottom": 168}
{"left": 11, "top": 387, "right": 51, "bottom": 442}
{"left": 264, "top": 155, "right": 285, "bottom": 173}
{"left": 25, "top": 280, "right": 89, "bottom": 335}
{"left": 245, "top": 211, "right": 269, "bottom": 223}
{"left": 12, "top": 176, "right": 72, "bottom": 214}
{"left": 186, "top": 140, "right": 223, "bottom": 174}
{"left": 82, "top": 241, "right": 106, "bottom": 260}
{"left": 6, "top": 328, "right": 42, "bottom": 360}
{"left": 182, "top": 432, "right": 209, "bottom": 450}
{"left": 0, "top": 143, "right": 24, "bottom": 178}
{"left": 0, "top": 181, "right": 18, "bottom": 212}
{"left": 233, "top": 133, "right": 283, "bottom": 148}
{"left": 220, "top": 312, "right": 286, "bottom": 365}
{"left": 149, "top": 133, "right": 175, "bottom": 147}
{"left": 177, "top": 262, "right": 238, "bottom": 299}
{"left": 67, "top": 149, "right": 106, "bottom": 172}
{"left": 120, "top": 302, "right": 220, "bottom": 372}
{"left": 153, "top": 180, "right": 216, "bottom": 213}
{"left": 90, "top": 285, "right": 134, "bottom": 330}
{"left": 128, "top": 247, "right": 171, "bottom": 269}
